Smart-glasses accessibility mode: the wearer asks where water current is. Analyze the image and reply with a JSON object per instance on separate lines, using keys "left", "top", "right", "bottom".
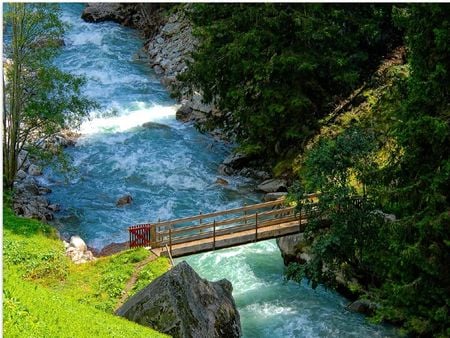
{"left": 46, "top": 4, "right": 399, "bottom": 337}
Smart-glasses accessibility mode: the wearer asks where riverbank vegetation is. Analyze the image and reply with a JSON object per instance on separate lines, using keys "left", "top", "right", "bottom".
{"left": 181, "top": 3, "right": 449, "bottom": 337}
{"left": 2, "top": 3, "right": 95, "bottom": 190}
{"left": 3, "top": 199, "right": 170, "bottom": 337}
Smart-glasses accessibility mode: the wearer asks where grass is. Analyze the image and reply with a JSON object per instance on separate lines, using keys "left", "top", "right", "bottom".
{"left": 3, "top": 202, "right": 170, "bottom": 337}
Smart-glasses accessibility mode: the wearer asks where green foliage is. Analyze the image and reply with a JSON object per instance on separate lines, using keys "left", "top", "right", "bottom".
{"left": 291, "top": 128, "right": 389, "bottom": 289}
{"left": 180, "top": 4, "right": 399, "bottom": 160}
{"left": 3, "top": 203, "right": 170, "bottom": 335}
{"left": 288, "top": 5, "right": 450, "bottom": 337}
{"left": 2, "top": 3, "right": 96, "bottom": 189}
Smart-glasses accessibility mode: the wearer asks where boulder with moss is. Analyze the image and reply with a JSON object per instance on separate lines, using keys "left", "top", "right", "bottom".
{"left": 116, "top": 261, "right": 241, "bottom": 338}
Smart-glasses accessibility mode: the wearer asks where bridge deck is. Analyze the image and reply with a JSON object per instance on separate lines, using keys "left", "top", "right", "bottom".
{"left": 153, "top": 219, "right": 306, "bottom": 258}
{"left": 129, "top": 194, "right": 318, "bottom": 258}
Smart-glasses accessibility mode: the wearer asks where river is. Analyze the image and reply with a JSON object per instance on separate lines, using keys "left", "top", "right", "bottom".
{"left": 46, "top": 4, "right": 399, "bottom": 337}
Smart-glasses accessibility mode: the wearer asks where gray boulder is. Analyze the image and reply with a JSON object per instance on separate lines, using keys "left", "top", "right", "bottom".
{"left": 28, "top": 164, "right": 42, "bottom": 176}
{"left": 347, "top": 299, "right": 377, "bottom": 316}
{"left": 263, "top": 192, "right": 288, "bottom": 202}
{"left": 142, "top": 121, "right": 171, "bottom": 130}
{"left": 276, "top": 233, "right": 311, "bottom": 265}
{"left": 116, "top": 194, "right": 133, "bottom": 207}
{"left": 257, "top": 178, "right": 288, "bottom": 193}
{"left": 81, "top": 3, "right": 122, "bottom": 23}
{"left": 175, "top": 104, "right": 193, "bottom": 122}
{"left": 16, "top": 169, "right": 27, "bottom": 180}
{"left": 222, "top": 152, "right": 250, "bottom": 169}
{"left": 116, "top": 261, "right": 242, "bottom": 338}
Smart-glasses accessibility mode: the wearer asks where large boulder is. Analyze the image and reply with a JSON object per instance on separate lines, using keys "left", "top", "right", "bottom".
{"left": 256, "top": 178, "right": 288, "bottom": 193}
{"left": 28, "top": 164, "right": 42, "bottom": 176}
{"left": 69, "top": 235, "right": 87, "bottom": 252}
{"left": 116, "top": 261, "right": 242, "bottom": 338}
{"left": 81, "top": 3, "right": 122, "bottom": 23}
{"left": 263, "top": 192, "right": 288, "bottom": 202}
{"left": 66, "top": 236, "right": 96, "bottom": 264}
{"left": 276, "top": 233, "right": 312, "bottom": 266}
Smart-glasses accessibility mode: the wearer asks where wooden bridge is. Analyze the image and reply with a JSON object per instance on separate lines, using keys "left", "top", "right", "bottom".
{"left": 128, "top": 195, "right": 317, "bottom": 258}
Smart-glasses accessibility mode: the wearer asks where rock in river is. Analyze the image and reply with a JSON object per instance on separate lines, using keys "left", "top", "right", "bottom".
{"left": 256, "top": 178, "right": 288, "bottom": 193}
{"left": 116, "top": 194, "right": 133, "bottom": 207}
{"left": 116, "top": 261, "right": 242, "bottom": 338}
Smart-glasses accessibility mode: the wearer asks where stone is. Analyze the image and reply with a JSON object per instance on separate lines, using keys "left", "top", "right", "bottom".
{"left": 153, "top": 65, "right": 164, "bottom": 74}
{"left": 69, "top": 235, "right": 87, "bottom": 253}
{"left": 28, "top": 164, "right": 42, "bottom": 176}
{"left": 38, "top": 187, "right": 52, "bottom": 195}
{"left": 81, "top": 3, "right": 122, "bottom": 23}
{"left": 17, "top": 180, "right": 40, "bottom": 195}
{"left": 175, "top": 104, "right": 193, "bottom": 121}
{"left": 117, "top": 194, "right": 133, "bottom": 207}
{"left": 215, "top": 177, "right": 229, "bottom": 186}
{"left": 116, "top": 261, "right": 241, "bottom": 338}
{"left": 16, "top": 169, "right": 27, "bottom": 180}
{"left": 190, "top": 92, "right": 213, "bottom": 114}
{"left": 48, "top": 204, "right": 61, "bottom": 212}
{"left": 222, "top": 152, "right": 252, "bottom": 170}
{"left": 347, "top": 299, "right": 377, "bottom": 316}
{"left": 98, "top": 242, "right": 129, "bottom": 256}
{"left": 218, "top": 164, "right": 234, "bottom": 176}
{"left": 372, "top": 210, "right": 396, "bottom": 222}
{"left": 257, "top": 178, "right": 288, "bottom": 193}
{"left": 263, "top": 192, "right": 288, "bottom": 202}
{"left": 142, "top": 121, "right": 171, "bottom": 130}
{"left": 277, "top": 233, "right": 305, "bottom": 265}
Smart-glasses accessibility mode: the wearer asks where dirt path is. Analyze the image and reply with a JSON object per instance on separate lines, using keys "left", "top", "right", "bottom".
{"left": 114, "top": 250, "right": 159, "bottom": 311}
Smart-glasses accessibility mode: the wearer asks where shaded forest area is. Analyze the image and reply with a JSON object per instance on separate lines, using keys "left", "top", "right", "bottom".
{"left": 180, "top": 4, "right": 449, "bottom": 337}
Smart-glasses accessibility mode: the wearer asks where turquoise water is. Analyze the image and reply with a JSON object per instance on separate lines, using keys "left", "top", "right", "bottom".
{"left": 47, "top": 4, "right": 399, "bottom": 337}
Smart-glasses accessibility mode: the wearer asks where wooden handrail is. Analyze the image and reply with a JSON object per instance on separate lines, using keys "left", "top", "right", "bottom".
{"left": 157, "top": 206, "right": 296, "bottom": 237}
{"left": 154, "top": 198, "right": 287, "bottom": 227}
{"left": 129, "top": 193, "right": 319, "bottom": 250}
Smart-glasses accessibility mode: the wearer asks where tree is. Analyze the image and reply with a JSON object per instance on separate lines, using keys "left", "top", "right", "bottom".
{"left": 3, "top": 3, "right": 95, "bottom": 189}
{"left": 179, "top": 4, "right": 400, "bottom": 161}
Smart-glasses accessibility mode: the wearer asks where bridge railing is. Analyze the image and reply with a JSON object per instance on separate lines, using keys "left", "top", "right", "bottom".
{"left": 129, "top": 194, "right": 318, "bottom": 249}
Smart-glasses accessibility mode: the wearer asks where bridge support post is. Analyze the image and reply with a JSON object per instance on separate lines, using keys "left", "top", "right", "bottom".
{"left": 150, "top": 224, "right": 156, "bottom": 248}
{"left": 213, "top": 220, "right": 216, "bottom": 250}
{"left": 169, "top": 227, "right": 172, "bottom": 255}
{"left": 255, "top": 212, "right": 258, "bottom": 242}
{"left": 298, "top": 206, "right": 302, "bottom": 233}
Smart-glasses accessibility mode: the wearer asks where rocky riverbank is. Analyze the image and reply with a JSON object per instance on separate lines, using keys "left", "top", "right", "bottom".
{"left": 12, "top": 131, "right": 78, "bottom": 222}
{"left": 80, "top": 2, "right": 290, "bottom": 199}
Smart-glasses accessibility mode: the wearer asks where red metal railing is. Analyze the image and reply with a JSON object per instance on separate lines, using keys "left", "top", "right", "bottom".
{"left": 129, "top": 224, "right": 152, "bottom": 248}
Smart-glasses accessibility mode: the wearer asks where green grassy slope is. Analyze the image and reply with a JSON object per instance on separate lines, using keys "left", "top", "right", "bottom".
{"left": 3, "top": 203, "right": 170, "bottom": 337}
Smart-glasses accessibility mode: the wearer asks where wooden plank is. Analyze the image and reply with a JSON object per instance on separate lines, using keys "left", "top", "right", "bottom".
{"left": 157, "top": 206, "right": 296, "bottom": 237}
{"left": 154, "top": 198, "right": 286, "bottom": 227}
{"left": 157, "top": 214, "right": 300, "bottom": 247}
{"left": 161, "top": 219, "right": 308, "bottom": 258}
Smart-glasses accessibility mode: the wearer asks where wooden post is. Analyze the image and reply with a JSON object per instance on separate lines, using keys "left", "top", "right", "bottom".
{"left": 199, "top": 212, "right": 202, "bottom": 224}
{"left": 213, "top": 220, "right": 216, "bottom": 250}
{"left": 255, "top": 212, "right": 258, "bottom": 242}
{"left": 298, "top": 206, "right": 302, "bottom": 233}
{"left": 129, "top": 226, "right": 132, "bottom": 248}
{"left": 169, "top": 227, "right": 172, "bottom": 255}
{"left": 244, "top": 203, "right": 247, "bottom": 225}
{"left": 150, "top": 224, "right": 156, "bottom": 248}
